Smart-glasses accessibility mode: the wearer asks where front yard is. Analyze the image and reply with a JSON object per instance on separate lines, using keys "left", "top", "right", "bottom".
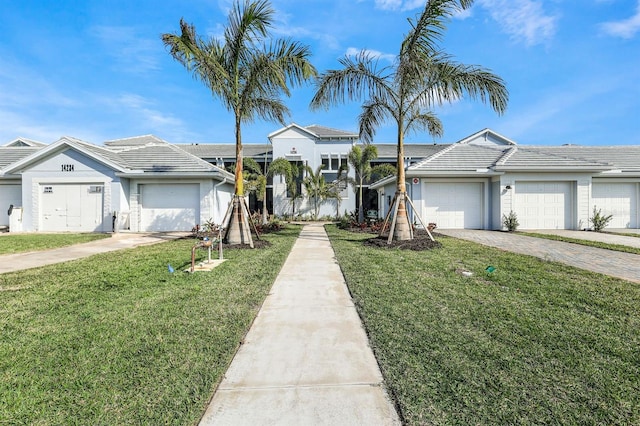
{"left": 0, "top": 227, "right": 299, "bottom": 425}
{"left": 327, "top": 225, "right": 640, "bottom": 425}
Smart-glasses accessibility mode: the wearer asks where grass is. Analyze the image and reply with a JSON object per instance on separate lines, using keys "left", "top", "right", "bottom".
{"left": 0, "top": 233, "right": 110, "bottom": 255}
{"left": 0, "top": 226, "right": 300, "bottom": 425}
{"left": 606, "top": 231, "right": 640, "bottom": 238}
{"left": 518, "top": 232, "right": 640, "bottom": 255}
{"left": 326, "top": 225, "right": 640, "bottom": 425}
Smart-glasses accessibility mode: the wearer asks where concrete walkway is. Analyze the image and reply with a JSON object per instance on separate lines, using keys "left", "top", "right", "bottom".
{"left": 438, "top": 229, "right": 640, "bottom": 284}
{"left": 199, "top": 223, "right": 400, "bottom": 425}
{"left": 0, "top": 232, "right": 187, "bottom": 274}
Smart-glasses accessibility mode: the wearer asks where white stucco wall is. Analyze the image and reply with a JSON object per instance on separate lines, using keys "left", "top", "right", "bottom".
{"left": 19, "top": 149, "right": 120, "bottom": 232}
{"left": 270, "top": 127, "right": 356, "bottom": 218}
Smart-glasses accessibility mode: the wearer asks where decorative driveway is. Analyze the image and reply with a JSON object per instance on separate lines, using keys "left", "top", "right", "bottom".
{"left": 437, "top": 230, "right": 640, "bottom": 284}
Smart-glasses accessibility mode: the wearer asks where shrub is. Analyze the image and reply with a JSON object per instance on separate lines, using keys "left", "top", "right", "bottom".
{"left": 502, "top": 210, "right": 519, "bottom": 232}
{"left": 590, "top": 206, "right": 613, "bottom": 232}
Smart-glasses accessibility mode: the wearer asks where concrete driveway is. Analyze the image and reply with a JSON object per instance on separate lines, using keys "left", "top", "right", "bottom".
{"left": 437, "top": 229, "right": 640, "bottom": 284}
{"left": 0, "top": 232, "right": 188, "bottom": 274}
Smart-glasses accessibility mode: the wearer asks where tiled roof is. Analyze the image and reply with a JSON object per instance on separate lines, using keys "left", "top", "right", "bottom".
{"left": 495, "top": 147, "right": 611, "bottom": 170}
{"left": 0, "top": 147, "right": 42, "bottom": 169}
{"left": 527, "top": 146, "right": 640, "bottom": 171}
{"left": 64, "top": 137, "right": 131, "bottom": 170}
{"left": 410, "top": 144, "right": 508, "bottom": 171}
{"left": 305, "top": 125, "right": 358, "bottom": 139}
{"left": 103, "top": 134, "right": 167, "bottom": 148}
{"left": 117, "top": 143, "right": 223, "bottom": 173}
{"left": 3, "top": 137, "right": 47, "bottom": 147}
{"left": 373, "top": 143, "right": 449, "bottom": 159}
{"left": 177, "top": 144, "right": 272, "bottom": 159}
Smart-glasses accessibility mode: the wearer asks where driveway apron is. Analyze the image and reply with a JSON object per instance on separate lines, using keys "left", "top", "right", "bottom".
{"left": 438, "top": 229, "right": 640, "bottom": 284}
{"left": 199, "top": 223, "right": 400, "bottom": 425}
{"left": 0, "top": 232, "right": 186, "bottom": 274}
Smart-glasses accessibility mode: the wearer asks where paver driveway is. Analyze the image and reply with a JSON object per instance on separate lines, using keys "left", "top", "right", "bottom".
{"left": 437, "top": 230, "right": 640, "bottom": 284}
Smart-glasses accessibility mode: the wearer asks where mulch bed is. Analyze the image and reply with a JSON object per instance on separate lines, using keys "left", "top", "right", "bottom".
{"left": 342, "top": 226, "right": 443, "bottom": 251}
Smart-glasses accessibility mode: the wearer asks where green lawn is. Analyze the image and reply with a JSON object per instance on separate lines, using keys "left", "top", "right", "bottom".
{"left": 0, "top": 226, "right": 300, "bottom": 425}
{"left": 0, "top": 233, "right": 110, "bottom": 255}
{"left": 327, "top": 225, "right": 640, "bottom": 425}
{"left": 518, "top": 231, "right": 640, "bottom": 255}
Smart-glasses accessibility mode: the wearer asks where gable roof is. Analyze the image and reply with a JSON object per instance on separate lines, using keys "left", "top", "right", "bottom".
{"left": 2, "top": 136, "right": 131, "bottom": 174}
{"left": 268, "top": 123, "right": 358, "bottom": 141}
{"left": 2, "top": 137, "right": 47, "bottom": 147}
{"left": 456, "top": 128, "right": 517, "bottom": 146}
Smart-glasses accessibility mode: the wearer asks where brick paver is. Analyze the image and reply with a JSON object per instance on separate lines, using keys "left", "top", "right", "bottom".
{"left": 438, "top": 230, "right": 640, "bottom": 284}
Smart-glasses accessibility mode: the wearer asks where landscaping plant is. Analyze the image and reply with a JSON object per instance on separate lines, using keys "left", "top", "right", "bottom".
{"left": 590, "top": 206, "right": 613, "bottom": 232}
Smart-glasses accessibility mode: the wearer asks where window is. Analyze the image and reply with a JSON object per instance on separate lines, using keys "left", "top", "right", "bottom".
{"left": 321, "top": 155, "right": 330, "bottom": 170}
{"left": 321, "top": 153, "right": 348, "bottom": 171}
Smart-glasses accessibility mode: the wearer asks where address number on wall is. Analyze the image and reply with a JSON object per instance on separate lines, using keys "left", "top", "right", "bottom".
{"left": 61, "top": 164, "right": 75, "bottom": 172}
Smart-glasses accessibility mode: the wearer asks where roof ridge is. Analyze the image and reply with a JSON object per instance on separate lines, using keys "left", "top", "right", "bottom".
{"left": 496, "top": 146, "right": 517, "bottom": 166}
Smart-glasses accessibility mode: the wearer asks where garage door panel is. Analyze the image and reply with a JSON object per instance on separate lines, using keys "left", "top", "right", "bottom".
{"left": 423, "top": 182, "right": 483, "bottom": 229}
{"left": 592, "top": 183, "right": 638, "bottom": 228}
{"left": 514, "top": 181, "right": 571, "bottom": 230}
{"left": 140, "top": 184, "right": 200, "bottom": 232}
{"left": 41, "top": 184, "right": 104, "bottom": 232}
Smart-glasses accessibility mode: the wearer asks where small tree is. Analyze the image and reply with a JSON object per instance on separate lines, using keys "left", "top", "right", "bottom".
{"left": 347, "top": 145, "right": 379, "bottom": 223}
{"left": 502, "top": 210, "right": 519, "bottom": 232}
{"left": 590, "top": 206, "right": 613, "bottom": 232}
{"left": 303, "top": 165, "right": 332, "bottom": 220}
{"left": 243, "top": 157, "right": 268, "bottom": 224}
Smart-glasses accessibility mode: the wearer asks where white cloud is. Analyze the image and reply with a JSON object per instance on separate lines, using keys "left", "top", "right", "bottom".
{"left": 599, "top": 1, "right": 640, "bottom": 39}
{"left": 345, "top": 47, "right": 396, "bottom": 63}
{"left": 90, "top": 26, "right": 161, "bottom": 74}
{"left": 477, "top": 0, "right": 558, "bottom": 46}
{"left": 374, "top": 0, "right": 425, "bottom": 12}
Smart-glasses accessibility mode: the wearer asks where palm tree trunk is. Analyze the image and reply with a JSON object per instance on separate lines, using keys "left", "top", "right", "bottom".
{"left": 261, "top": 187, "right": 268, "bottom": 225}
{"left": 358, "top": 178, "right": 364, "bottom": 223}
{"left": 225, "top": 119, "right": 253, "bottom": 245}
{"left": 393, "top": 125, "right": 412, "bottom": 240}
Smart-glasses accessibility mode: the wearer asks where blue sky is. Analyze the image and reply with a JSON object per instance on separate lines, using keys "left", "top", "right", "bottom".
{"left": 1, "top": 0, "right": 639, "bottom": 146}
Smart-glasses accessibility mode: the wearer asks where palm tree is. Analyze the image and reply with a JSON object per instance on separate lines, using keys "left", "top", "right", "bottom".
{"left": 162, "top": 0, "right": 316, "bottom": 246}
{"left": 347, "top": 145, "right": 379, "bottom": 223}
{"left": 310, "top": 0, "right": 508, "bottom": 242}
{"left": 243, "top": 157, "right": 268, "bottom": 224}
{"left": 303, "top": 164, "right": 333, "bottom": 219}
{"left": 268, "top": 157, "right": 301, "bottom": 219}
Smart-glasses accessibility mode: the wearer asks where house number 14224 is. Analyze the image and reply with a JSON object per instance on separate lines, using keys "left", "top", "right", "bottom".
{"left": 61, "top": 164, "right": 74, "bottom": 172}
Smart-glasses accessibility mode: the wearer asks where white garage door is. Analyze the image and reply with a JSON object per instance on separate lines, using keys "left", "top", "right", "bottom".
{"left": 514, "top": 182, "right": 572, "bottom": 229}
{"left": 592, "top": 183, "right": 638, "bottom": 228}
{"left": 140, "top": 183, "right": 200, "bottom": 232}
{"left": 422, "top": 182, "right": 483, "bottom": 229}
{"left": 41, "top": 184, "right": 105, "bottom": 232}
{"left": 0, "top": 184, "right": 21, "bottom": 226}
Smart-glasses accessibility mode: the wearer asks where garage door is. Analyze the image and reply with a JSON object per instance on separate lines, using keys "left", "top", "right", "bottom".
{"left": 592, "top": 183, "right": 638, "bottom": 228}
{"left": 422, "top": 182, "right": 483, "bottom": 229}
{"left": 140, "top": 183, "right": 200, "bottom": 231}
{"left": 514, "top": 182, "right": 572, "bottom": 229}
{"left": 0, "top": 184, "right": 21, "bottom": 226}
{"left": 41, "top": 184, "right": 104, "bottom": 232}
